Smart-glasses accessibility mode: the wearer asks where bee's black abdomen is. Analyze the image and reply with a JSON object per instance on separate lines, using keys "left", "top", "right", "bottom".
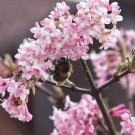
{"left": 51, "top": 57, "right": 72, "bottom": 86}
{"left": 53, "top": 73, "right": 67, "bottom": 82}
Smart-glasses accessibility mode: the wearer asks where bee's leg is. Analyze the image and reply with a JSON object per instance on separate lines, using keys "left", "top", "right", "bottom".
{"left": 64, "top": 79, "right": 76, "bottom": 91}
{"left": 52, "top": 73, "right": 66, "bottom": 86}
{"left": 57, "top": 81, "right": 66, "bottom": 86}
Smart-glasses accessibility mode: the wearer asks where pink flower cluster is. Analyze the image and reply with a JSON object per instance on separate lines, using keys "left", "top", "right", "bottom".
{"left": 15, "top": 39, "right": 49, "bottom": 80}
{"left": 90, "top": 29, "right": 135, "bottom": 95}
{"left": 91, "top": 49, "right": 121, "bottom": 86}
{"left": 120, "top": 113, "right": 135, "bottom": 135}
{"left": 50, "top": 94, "right": 102, "bottom": 135}
{"left": 0, "top": 77, "right": 32, "bottom": 122}
{"left": 109, "top": 104, "right": 130, "bottom": 118}
{"left": 15, "top": 0, "right": 122, "bottom": 81}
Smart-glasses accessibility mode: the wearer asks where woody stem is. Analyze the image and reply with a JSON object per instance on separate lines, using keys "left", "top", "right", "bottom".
{"left": 80, "top": 59, "right": 117, "bottom": 135}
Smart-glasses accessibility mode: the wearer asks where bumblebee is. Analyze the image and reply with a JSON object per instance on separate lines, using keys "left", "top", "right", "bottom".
{"left": 52, "top": 57, "right": 73, "bottom": 86}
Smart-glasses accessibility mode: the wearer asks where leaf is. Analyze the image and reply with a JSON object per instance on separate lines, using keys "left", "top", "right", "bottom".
{"left": 114, "top": 63, "right": 124, "bottom": 76}
{"left": 4, "top": 54, "right": 15, "bottom": 68}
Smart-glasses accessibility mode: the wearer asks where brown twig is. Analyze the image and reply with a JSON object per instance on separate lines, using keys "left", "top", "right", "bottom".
{"left": 80, "top": 59, "right": 117, "bottom": 135}
{"left": 98, "top": 120, "right": 109, "bottom": 134}
{"left": 99, "top": 69, "right": 130, "bottom": 93}
{"left": 38, "top": 79, "right": 90, "bottom": 94}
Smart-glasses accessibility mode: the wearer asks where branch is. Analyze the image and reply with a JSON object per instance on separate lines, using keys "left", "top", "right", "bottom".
{"left": 38, "top": 79, "right": 90, "bottom": 94}
{"left": 98, "top": 120, "right": 109, "bottom": 134}
{"left": 99, "top": 69, "right": 130, "bottom": 93}
{"left": 35, "top": 82, "right": 60, "bottom": 100}
{"left": 80, "top": 59, "right": 117, "bottom": 135}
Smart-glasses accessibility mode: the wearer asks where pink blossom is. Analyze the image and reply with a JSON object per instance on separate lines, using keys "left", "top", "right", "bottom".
{"left": 2, "top": 94, "right": 32, "bottom": 122}
{"left": 120, "top": 113, "right": 135, "bottom": 135}
{"left": 110, "top": 104, "right": 130, "bottom": 118}
{"left": 7, "top": 79, "right": 29, "bottom": 101}
{"left": 50, "top": 94, "right": 102, "bottom": 135}
{"left": 15, "top": 0, "right": 122, "bottom": 81}
{"left": 30, "top": 22, "right": 45, "bottom": 39}
{"left": 15, "top": 39, "right": 49, "bottom": 80}
{"left": 75, "top": 0, "right": 122, "bottom": 49}
{"left": 90, "top": 50, "right": 121, "bottom": 86}
{"left": 109, "top": 2, "right": 123, "bottom": 24}
{"left": 0, "top": 78, "right": 32, "bottom": 122}
{"left": 0, "top": 77, "right": 10, "bottom": 97}
{"left": 90, "top": 29, "right": 135, "bottom": 96}
{"left": 49, "top": 2, "right": 70, "bottom": 19}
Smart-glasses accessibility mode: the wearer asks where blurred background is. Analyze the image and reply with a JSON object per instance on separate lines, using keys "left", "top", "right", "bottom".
{"left": 0, "top": 0, "right": 135, "bottom": 135}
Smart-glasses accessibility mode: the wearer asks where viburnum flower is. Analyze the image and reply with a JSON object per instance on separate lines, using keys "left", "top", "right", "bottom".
{"left": 90, "top": 50, "right": 121, "bottom": 86}
{"left": 120, "top": 113, "right": 135, "bottom": 135}
{"left": 0, "top": 77, "right": 11, "bottom": 97}
{"left": 75, "top": 0, "right": 122, "bottom": 50}
{"left": 15, "top": 0, "right": 122, "bottom": 82}
{"left": 90, "top": 29, "right": 135, "bottom": 95}
{"left": 0, "top": 78, "right": 32, "bottom": 122}
{"left": 7, "top": 79, "right": 29, "bottom": 101}
{"left": 1, "top": 94, "right": 32, "bottom": 122}
{"left": 49, "top": 2, "right": 70, "bottom": 19}
{"left": 50, "top": 94, "right": 102, "bottom": 135}
{"left": 109, "top": 104, "right": 130, "bottom": 118}
{"left": 15, "top": 39, "right": 49, "bottom": 80}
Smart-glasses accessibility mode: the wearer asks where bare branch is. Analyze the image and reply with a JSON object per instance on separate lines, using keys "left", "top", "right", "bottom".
{"left": 99, "top": 69, "right": 130, "bottom": 92}
{"left": 38, "top": 79, "right": 90, "bottom": 94}
{"left": 80, "top": 59, "right": 117, "bottom": 135}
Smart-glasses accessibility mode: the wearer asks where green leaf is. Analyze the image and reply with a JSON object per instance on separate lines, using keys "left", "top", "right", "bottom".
{"left": 114, "top": 62, "right": 124, "bottom": 76}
